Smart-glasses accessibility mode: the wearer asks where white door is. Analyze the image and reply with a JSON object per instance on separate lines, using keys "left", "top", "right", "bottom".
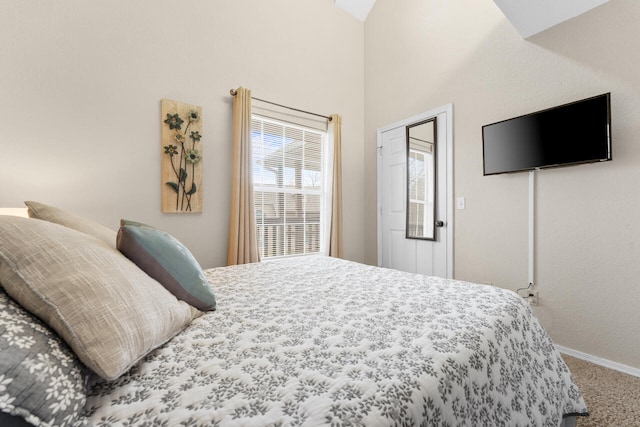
{"left": 377, "top": 104, "right": 453, "bottom": 278}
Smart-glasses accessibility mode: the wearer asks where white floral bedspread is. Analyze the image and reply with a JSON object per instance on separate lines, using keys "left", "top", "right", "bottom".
{"left": 82, "top": 256, "right": 587, "bottom": 426}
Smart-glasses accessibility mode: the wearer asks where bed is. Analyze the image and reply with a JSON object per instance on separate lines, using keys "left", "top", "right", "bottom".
{"left": 0, "top": 203, "right": 588, "bottom": 426}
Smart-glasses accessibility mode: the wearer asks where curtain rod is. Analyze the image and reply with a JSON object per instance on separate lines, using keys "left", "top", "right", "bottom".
{"left": 230, "top": 89, "right": 332, "bottom": 121}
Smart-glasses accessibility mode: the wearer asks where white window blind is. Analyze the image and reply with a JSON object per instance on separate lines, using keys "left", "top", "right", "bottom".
{"left": 252, "top": 116, "right": 327, "bottom": 259}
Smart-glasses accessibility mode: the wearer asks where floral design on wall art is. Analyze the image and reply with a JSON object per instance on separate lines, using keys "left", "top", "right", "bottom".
{"left": 161, "top": 99, "right": 203, "bottom": 213}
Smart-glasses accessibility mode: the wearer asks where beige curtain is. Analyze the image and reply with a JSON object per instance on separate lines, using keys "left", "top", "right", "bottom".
{"left": 328, "top": 114, "right": 343, "bottom": 258}
{"left": 227, "top": 87, "right": 260, "bottom": 265}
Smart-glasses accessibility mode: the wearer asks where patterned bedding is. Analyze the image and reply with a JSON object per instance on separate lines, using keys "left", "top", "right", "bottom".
{"left": 82, "top": 256, "right": 587, "bottom": 426}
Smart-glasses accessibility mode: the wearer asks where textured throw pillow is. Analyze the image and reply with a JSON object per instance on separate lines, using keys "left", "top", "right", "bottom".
{"left": 24, "top": 200, "right": 117, "bottom": 248}
{"left": 0, "top": 216, "right": 199, "bottom": 380}
{"left": 0, "top": 289, "right": 90, "bottom": 427}
{"left": 117, "top": 219, "right": 216, "bottom": 311}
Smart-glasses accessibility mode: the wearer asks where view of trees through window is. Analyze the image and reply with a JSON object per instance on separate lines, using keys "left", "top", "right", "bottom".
{"left": 252, "top": 116, "right": 326, "bottom": 258}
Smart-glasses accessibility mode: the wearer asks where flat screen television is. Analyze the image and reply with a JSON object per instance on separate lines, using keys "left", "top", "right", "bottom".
{"left": 482, "top": 93, "right": 612, "bottom": 176}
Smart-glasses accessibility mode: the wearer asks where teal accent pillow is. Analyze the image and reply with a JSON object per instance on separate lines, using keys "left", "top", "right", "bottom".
{"left": 117, "top": 220, "right": 216, "bottom": 311}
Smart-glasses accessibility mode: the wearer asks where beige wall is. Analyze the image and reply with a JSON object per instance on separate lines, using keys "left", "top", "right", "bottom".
{"left": 365, "top": 0, "right": 640, "bottom": 369}
{"left": 0, "top": 0, "right": 365, "bottom": 267}
{"left": 4, "top": 0, "right": 639, "bottom": 371}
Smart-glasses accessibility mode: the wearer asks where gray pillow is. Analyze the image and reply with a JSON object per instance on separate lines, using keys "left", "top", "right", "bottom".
{"left": 0, "top": 216, "right": 199, "bottom": 380}
{"left": 0, "top": 288, "right": 90, "bottom": 427}
{"left": 24, "top": 200, "right": 116, "bottom": 248}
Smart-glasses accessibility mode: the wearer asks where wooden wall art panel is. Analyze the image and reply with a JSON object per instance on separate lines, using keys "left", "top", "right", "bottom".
{"left": 161, "top": 99, "right": 203, "bottom": 213}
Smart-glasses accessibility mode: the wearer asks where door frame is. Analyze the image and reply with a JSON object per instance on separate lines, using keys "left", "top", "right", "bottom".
{"left": 376, "top": 103, "right": 454, "bottom": 278}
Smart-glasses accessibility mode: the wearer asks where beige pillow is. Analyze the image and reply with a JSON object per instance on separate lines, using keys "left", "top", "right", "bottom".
{"left": 25, "top": 200, "right": 117, "bottom": 247}
{"left": 0, "top": 216, "right": 199, "bottom": 380}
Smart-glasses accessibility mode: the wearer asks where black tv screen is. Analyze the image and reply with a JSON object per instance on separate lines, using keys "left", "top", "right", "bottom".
{"left": 482, "top": 93, "right": 612, "bottom": 176}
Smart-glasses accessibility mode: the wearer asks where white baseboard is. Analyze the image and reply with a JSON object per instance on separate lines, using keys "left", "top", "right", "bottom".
{"left": 557, "top": 345, "right": 640, "bottom": 378}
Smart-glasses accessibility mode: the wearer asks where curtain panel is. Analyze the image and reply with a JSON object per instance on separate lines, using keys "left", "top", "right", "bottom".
{"left": 227, "top": 87, "right": 260, "bottom": 265}
{"left": 328, "top": 114, "right": 343, "bottom": 258}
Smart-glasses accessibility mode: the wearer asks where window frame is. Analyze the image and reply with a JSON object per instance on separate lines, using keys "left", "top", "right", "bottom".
{"left": 251, "top": 115, "right": 329, "bottom": 260}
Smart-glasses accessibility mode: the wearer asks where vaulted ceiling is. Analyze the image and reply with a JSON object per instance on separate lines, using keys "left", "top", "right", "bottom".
{"left": 335, "top": 0, "right": 610, "bottom": 38}
{"left": 492, "top": 0, "right": 610, "bottom": 38}
{"left": 334, "top": 0, "right": 376, "bottom": 22}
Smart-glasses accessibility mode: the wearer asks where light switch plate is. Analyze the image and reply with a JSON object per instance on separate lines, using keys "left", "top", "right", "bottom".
{"left": 456, "top": 197, "right": 466, "bottom": 210}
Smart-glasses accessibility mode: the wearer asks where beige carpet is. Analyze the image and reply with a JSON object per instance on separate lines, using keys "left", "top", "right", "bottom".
{"left": 563, "top": 355, "right": 640, "bottom": 426}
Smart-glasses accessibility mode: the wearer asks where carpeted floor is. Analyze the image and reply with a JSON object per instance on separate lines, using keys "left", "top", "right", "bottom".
{"left": 563, "top": 355, "right": 640, "bottom": 426}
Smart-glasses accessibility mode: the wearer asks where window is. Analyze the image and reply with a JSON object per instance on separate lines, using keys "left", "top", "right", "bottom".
{"left": 252, "top": 116, "right": 327, "bottom": 259}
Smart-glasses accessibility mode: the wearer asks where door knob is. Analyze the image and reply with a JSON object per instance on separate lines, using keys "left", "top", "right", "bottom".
{"left": 435, "top": 220, "right": 445, "bottom": 227}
